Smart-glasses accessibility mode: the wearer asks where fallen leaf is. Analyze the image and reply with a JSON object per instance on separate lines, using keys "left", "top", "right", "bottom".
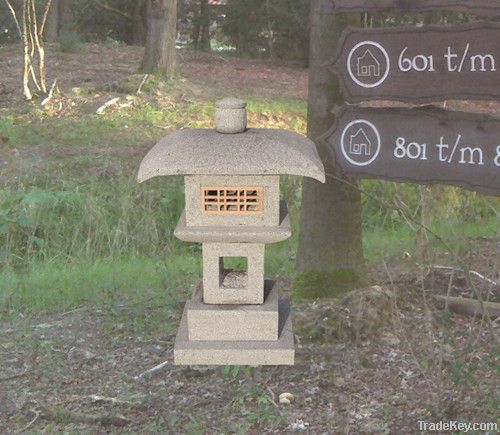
{"left": 279, "top": 392, "right": 294, "bottom": 404}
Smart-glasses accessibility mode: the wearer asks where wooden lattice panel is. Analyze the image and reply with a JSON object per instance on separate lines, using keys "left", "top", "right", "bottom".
{"left": 202, "top": 187, "right": 264, "bottom": 214}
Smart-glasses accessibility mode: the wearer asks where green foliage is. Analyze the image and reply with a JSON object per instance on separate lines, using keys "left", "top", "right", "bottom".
{"left": 265, "top": 0, "right": 309, "bottom": 61}
{"left": 246, "top": 392, "right": 286, "bottom": 428}
{"left": 228, "top": 382, "right": 286, "bottom": 431}
{"left": 220, "top": 0, "right": 267, "bottom": 56}
{"left": 367, "top": 10, "right": 471, "bottom": 28}
{"left": 0, "top": 92, "right": 497, "bottom": 315}
{"left": 220, "top": 365, "right": 242, "bottom": 380}
{"left": 59, "top": 31, "right": 83, "bottom": 53}
{"left": 219, "top": 0, "right": 309, "bottom": 61}
{"left": 0, "top": 175, "right": 186, "bottom": 267}
{"left": 73, "top": 0, "right": 138, "bottom": 43}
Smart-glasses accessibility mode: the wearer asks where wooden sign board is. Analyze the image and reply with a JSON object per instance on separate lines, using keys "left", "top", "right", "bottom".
{"left": 331, "top": 23, "right": 500, "bottom": 104}
{"left": 322, "top": 108, "right": 500, "bottom": 195}
{"left": 329, "top": 0, "right": 500, "bottom": 16}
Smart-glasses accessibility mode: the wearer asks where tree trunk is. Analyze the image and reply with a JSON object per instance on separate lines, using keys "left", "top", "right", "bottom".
{"left": 199, "top": 0, "right": 210, "bottom": 51}
{"left": 295, "top": 1, "right": 364, "bottom": 298}
{"left": 58, "top": 0, "right": 72, "bottom": 35}
{"left": 44, "top": 0, "right": 59, "bottom": 42}
{"left": 141, "top": 0, "right": 177, "bottom": 78}
{"left": 265, "top": 0, "right": 274, "bottom": 58}
{"left": 192, "top": 16, "right": 201, "bottom": 49}
{"left": 132, "top": 0, "right": 147, "bottom": 45}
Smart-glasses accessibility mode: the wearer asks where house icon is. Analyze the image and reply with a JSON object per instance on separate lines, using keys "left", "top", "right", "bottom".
{"left": 349, "top": 128, "right": 372, "bottom": 156}
{"left": 356, "top": 49, "right": 381, "bottom": 77}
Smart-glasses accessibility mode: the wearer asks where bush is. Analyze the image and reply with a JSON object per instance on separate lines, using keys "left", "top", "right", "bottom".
{"left": 217, "top": 0, "right": 309, "bottom": 62}
{"left": 59, "top": 31, "right": 82, "bottom": 53}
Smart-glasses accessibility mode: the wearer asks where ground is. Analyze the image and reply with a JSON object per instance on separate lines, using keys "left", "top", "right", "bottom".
{"left": 0, "top": 43, "right": 308, "bottom": 105}
{"left": 1, "top": 267, "right": 497, "bottom": 433}
{"left": 0, "top": 43, "right": 498, "bottom": 433}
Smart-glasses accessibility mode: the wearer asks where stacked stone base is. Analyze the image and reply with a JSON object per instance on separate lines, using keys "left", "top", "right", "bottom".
{"left": 174, "top": 280, "right": 294, "bottom": 365}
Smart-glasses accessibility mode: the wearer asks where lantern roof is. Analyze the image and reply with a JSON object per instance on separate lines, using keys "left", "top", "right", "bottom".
{"left": 137, "top": 128, "right": 326, "bottom": 183}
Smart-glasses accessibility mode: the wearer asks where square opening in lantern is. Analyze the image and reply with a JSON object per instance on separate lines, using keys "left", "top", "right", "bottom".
{"left": 219, "top": 256, "right": 248, "bottom": 289}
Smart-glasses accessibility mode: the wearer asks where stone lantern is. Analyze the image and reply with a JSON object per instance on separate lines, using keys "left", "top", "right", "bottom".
{"left": 138, "top": 98, "right": 325, "bottom": 365}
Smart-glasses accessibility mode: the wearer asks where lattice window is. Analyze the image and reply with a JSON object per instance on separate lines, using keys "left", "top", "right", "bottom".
{"left": 202, "top": 187, "right": 264, "bottom": 214}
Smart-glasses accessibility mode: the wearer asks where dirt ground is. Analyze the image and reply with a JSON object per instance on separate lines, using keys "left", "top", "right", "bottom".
{"left": 0, "top": 44, "right": 499, "bottom": 433}
{"left": 0, "top": 43, "right": 308, "bottom": 106}
{"left": 1, "top": 261, "right": 498, "bottom": 433}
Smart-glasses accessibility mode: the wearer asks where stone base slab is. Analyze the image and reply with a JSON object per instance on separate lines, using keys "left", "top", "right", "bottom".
{"left": 187, "top": 280, "right": 279, "bottom": 341}
{"left": 174, "top": 299, "right": 294, "bottom": 365}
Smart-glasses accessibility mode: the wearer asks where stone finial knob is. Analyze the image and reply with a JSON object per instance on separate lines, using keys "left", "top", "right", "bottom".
{"left": 215, "top": 98, "right": 247, "bottom": 134}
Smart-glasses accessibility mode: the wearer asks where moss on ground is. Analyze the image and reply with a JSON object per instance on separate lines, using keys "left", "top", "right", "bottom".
{"left": 293, "top": 268, "right": 368, "bottom": 299}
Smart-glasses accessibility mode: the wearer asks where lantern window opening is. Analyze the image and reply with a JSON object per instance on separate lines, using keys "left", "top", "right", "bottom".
{"left": 202, "top": 186, "right": 264, "bottom": 214}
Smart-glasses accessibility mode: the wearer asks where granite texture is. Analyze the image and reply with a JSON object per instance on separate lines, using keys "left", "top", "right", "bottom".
{"left": 216, "top": 98, "right": 247, "bottom": 109}
{"left": 174, "top": 201, "right": 291, "bottom": 243}
{"left": 187, "top": 280, "right": 279, "bottom": 341}
{"left": 136, "top": 128, "right": 326, "bottom": 183}
{"left": 184, "top": 175, "right": 280, "bottom": 227}
{"left": 174, "top": 298, "right": 294, "bottom": 365}
{"left": 215, "top": 98, "right": 247, "bottom": 134}
{"left": 202, "top": 242, "right": 265, "bottom": 304}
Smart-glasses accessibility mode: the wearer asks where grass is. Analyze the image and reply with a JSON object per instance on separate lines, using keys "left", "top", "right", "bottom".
{"left": 0, "top": 84, "right": 498, "bottom": 320}
{"left": 1, "top": 255, "right": 199, "bottom": 316}
{"left": 1, "top": 176, "right": 495, "bottom": 319}
{"left": 363, "top": 215, "right": 499, "bottom": 263}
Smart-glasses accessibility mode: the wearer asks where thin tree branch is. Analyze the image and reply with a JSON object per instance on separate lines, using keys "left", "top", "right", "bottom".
{"left": 25, "top": 0, "right": 42, "bottom": 92}
{"left": 91, "top": 0, "right": 132, "bottom": 20}
{"left": 27, "top": 0, "right": 35, "bottom": 57}
{"left": 136, "top": 74, "right": 149, "bottom": 94}
{"left": 39, "top": 404, "right": 130, "bottom": 427}
{"left": 15, "top": 409, "right": 40, "bottom": 434}
{"left": 41, "top": 79, "right": 57, "bottom": 106}
{"left": 0, "top": 370, "right": 31, "bottom": 382}
{"left": 3, "top": 0, "right": 23, "bottom": 39}
{"left": 39, "top": 0, "right": 53, "bottom": 36}
{"left": 428, "top": 265, "right": 498, "bottom": 287}
{"left": 325, "top": 171, "right": 451, "bottom": 251}
{"left": 134, "top": 360, "right": 168, "bottom": 379}
{"left": 30, "top": 0, "right": 47, "bottom": 93}
{"left": 433, "top": 295, "right": 500, "bottom": 319}
{"left": 22, "top": 0, "right": 33, "bottom": 99}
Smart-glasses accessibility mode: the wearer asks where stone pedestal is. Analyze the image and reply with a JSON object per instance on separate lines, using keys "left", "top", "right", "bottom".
{"left": 174, "top": 280, "right": 294, "bottom": 365}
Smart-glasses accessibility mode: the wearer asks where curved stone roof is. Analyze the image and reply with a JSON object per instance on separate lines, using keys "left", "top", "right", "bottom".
{"left": 137, "top": 128, "right": 325, "bottom": 183}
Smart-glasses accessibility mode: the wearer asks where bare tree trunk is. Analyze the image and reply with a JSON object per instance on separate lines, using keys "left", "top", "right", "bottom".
{"left": 141, "top": 0, "right": 177, "bottom": 78}
{"left": 58, "top": 0, "right": 72, "bottom": 35}
{"left": 199, "top": 0, "right": 210, "bottom": 52}
{"left": 192, "top": 25, "right": 200, "bottom": 49}
{"left": 4, "top": 0, "right": 53, "bottom": 100}
{"left": 44, "top": 0, "right": 59, "bottom": 41}
{"left": 192, "top": 2, "right": 201, "bottom": 49}
{"left": 30, "top": 0, "right": 47, "bottom": 93}
{"left": 22, "top": 0, "right": 33, "bottom": 100}
{"left": 265, "top": 0, "right": 274, "bottom": 58}
{"left": 132, "top": 0, "right": 147, "bottom": 45}
{"left": 295, "top": 0, "right": 364, "bottom": 298}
